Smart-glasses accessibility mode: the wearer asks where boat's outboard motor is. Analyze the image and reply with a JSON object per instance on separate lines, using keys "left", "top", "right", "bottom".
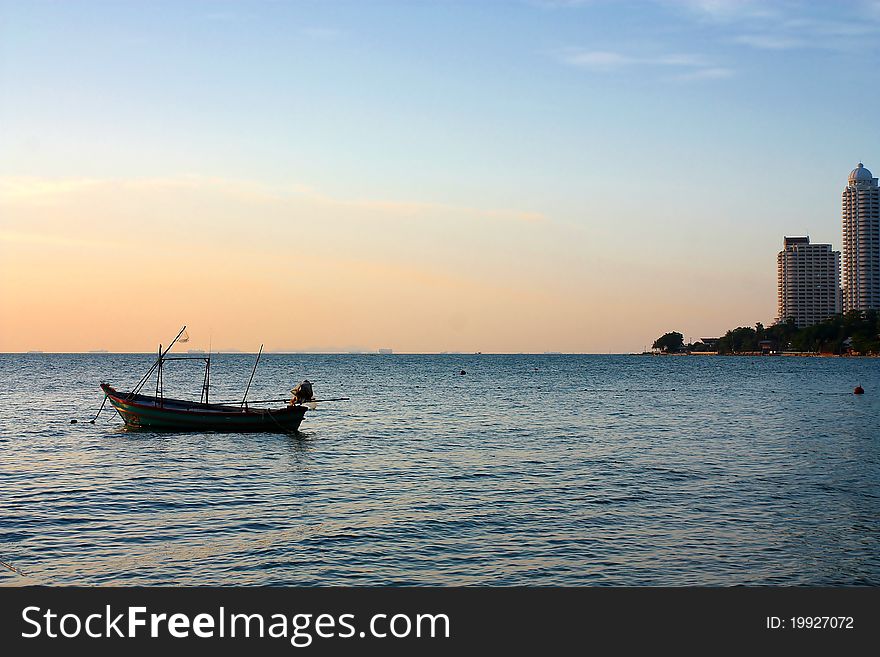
{"left": 291, "top": 380, "right": 314, "bottom": 405}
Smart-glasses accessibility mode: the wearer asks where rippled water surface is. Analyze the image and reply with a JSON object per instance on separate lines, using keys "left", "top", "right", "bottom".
{"left": 1, "top": 353, "right": 878, "bottom": 585}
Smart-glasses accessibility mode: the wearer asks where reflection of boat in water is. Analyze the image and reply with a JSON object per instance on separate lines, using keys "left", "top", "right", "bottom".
{"left": 100, "top": 325, "right": 317, "bottom": 432}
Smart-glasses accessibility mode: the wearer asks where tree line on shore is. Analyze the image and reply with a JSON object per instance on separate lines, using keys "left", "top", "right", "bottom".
{"left": 653, "top": 310, "right": 880, "bottom": 355}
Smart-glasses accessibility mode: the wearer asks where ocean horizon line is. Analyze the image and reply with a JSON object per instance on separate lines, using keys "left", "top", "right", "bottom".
{"left": 3, "top": 351, "right": 632, "bottom": 356}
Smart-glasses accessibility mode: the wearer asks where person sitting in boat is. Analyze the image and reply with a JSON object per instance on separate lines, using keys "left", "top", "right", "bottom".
{"left": 291, "top": 380, "right": 314, "bottom": 405}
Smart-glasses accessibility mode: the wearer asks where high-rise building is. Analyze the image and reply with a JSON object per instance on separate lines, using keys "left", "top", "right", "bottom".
{"left": 842, "top": 163, "right": 880, "bottom": 312}
{"left": 776, "top": 236, "right": 841, "bottom": 327}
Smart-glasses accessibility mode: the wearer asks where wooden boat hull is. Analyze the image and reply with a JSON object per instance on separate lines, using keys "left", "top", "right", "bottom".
{"left": 101, "top": 384, "right": 307, "bottom": 432}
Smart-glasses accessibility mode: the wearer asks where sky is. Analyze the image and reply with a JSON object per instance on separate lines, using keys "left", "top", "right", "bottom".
{"left": 2, "top": 0, "right": 880, "bottom": 353}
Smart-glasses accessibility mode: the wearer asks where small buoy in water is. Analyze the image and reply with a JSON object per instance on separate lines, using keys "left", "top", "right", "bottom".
{"left": 460, "top": 370, "right": 466, "bottom": 375}
{"left": 70, "top": 419, "right": 77, "bottom": 424}
{"left": 89, "top": 420, "right": 95, "bottom": 424}
{"left": 854, "top": 385, "right": 865, "bottom": 395}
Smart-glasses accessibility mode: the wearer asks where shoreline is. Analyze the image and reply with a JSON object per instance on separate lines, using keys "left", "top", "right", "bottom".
{"left": 638, "top": 351, "right": 879, "bottom": 358}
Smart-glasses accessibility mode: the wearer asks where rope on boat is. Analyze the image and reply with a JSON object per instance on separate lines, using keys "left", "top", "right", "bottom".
{"left": 88, "top": 394, "right": 109, "bottom": 424}
{"left": 72, "top": 394, "right": 109, "bottom": 424}
{"left": 0, "top": 556, "right": 27, "bottom": 578}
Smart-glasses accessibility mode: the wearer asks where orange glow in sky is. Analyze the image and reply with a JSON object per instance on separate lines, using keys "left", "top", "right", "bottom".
{"left": 1, "top": 176, "right": 766, "bottom": 352}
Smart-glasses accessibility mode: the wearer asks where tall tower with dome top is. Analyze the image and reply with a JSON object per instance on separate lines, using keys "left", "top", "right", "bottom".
{"left": 842, "top": 163, "right": 880, "bottom": 312}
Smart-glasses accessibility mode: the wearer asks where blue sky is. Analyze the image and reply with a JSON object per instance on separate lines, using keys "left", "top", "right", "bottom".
{"left": 2, "top": 1, "right": 880, "bottom": 351}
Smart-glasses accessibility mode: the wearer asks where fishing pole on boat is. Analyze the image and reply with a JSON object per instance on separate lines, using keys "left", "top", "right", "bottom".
{"left": 211, "top": 397, "right": 351, "bottom": 405}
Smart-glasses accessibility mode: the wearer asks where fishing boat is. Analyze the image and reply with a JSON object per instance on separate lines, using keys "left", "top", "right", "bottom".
{"left": 100, "top": 384, "right": 309, "bottom": 432}
{"left": 99, "top": 326, "right": 323, "bottom": 432}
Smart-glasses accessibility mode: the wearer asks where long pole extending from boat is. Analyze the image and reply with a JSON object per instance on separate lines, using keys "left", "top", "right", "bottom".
{"left": 210, "top": 396, "right": 350, "bottom": 405}
{"left": 241, "top": 344, "right": 263, "bottom": 407}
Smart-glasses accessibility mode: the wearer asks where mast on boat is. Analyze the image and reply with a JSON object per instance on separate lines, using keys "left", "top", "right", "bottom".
{"left": 130, "top": 325, "right": 188, "bottom": 399}
{"left": 200, "top": 347, "right": 211, "bottom": 405}
{"left": 241, "top": 344, "right": 264, "bottom": 408}
{"left": 129, "top": 325, "right": 213, "bottom": 406}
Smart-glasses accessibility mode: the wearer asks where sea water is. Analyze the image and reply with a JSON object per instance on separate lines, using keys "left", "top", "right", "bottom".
{"left": 0, "top": 353, "right": 878, "bottom": 585}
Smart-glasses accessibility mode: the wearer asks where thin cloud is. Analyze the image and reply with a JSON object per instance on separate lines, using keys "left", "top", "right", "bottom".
{"left": 667, "top": 0, "right": 777, "bottom": 22}
{"left": 0, "top": 175, "right": 549, "bottom": 226}
{"left": 786, "top": 19, "right": 878, "bottom": 37}
{"left": 0, "top": 229, "right": 124, "bottom": 251}
{"left": 0, "top": 177, "right": 104, "bottom": 201}
{"left": 732, "top": 34, "right": 804, "bottom": 49}
{"left": 675, "top": 1, "right": 880, "bottom": 51}
{"left": 656, "top": 53, "right": 711, "bottom": 67}
{"left": 560, "top": 49, "right": 633, "bottom": 71}
{"left": 546, "top": 1, "right": 880, "bottom": 53}
{"left": 528, "top": 0, "right": 594, "bottom": 7}
{"left": 667, "top": 66, "right": 735, "bottom": 81}
{"left": 289, "top": 185, "right": 548, "bottom": 224}
{"left": 559, "top": 47, "right": 731, "bottom": 81}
